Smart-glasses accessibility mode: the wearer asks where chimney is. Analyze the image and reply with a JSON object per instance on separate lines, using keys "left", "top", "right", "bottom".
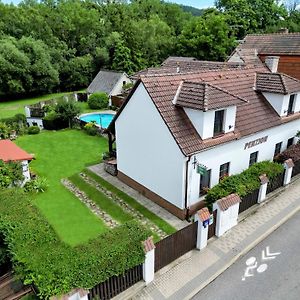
{"left": 265, "top": 56, "right": 280, "bottom": 73}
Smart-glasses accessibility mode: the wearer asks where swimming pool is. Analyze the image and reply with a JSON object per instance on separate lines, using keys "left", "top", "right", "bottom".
{"left": 79, "top": 113, "right": 115, "bottom": 129}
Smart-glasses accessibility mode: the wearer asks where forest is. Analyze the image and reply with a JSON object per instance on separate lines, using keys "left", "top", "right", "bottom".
{"left": 1, "top": 0, "right": 300, "bottom": 98}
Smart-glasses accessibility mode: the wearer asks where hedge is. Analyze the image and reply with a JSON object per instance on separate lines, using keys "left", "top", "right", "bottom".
{"left": 205, "top": 161, "right": 284, "bottom": 208}
{"left": 0, "top": 188, "right": 150, "bottom": 298}
{"left": 275, "top": 143, "right": 300, "bottom": 163}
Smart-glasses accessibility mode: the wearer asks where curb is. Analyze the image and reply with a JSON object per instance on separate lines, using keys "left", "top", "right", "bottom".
{"left": 183, "top": 204, "right": 300, "bottom": 300}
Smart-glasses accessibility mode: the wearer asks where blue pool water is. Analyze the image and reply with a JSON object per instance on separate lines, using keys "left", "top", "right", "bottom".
{"left": 79, "top": 113, "right": 114, "bottom": 128}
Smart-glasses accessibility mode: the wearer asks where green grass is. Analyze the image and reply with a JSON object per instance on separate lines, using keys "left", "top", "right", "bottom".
{"left": 69, "top": 174, "right": 135, "bottom": 224}
{"left": 0, "top": 92, "right": 77, "bottom": 119}
{"left": 84, "top": 169, "right": 177, "bottom": 235}
{"left": 16, "top": 129, "right": 108, "bottom": 246}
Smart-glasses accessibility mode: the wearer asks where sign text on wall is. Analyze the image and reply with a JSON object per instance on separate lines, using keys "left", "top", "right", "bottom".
{"left": 244, "top": 136, "right": 268, "bottom": 150}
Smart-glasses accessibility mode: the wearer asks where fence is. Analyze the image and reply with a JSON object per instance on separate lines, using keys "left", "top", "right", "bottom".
{"left": 292, "top": 160, "right": 300, "bottom": 177}
{"left": 266, "top": 172, "right": 285, "bottom": 194}
{"left": 154, "top": 222, "right": 198, "bottom": 272}
{"left": 239, "top": 188, "right": 260, "bottom": 214}
{"left": 88, "top": 264, "right": 143, "bottom": 300}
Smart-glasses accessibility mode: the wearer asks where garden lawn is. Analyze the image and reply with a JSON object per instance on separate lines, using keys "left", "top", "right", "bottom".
{"left": 0, "top": 92, "right": 75, "bottom": 119}
{"left": 16, "top": 129, "right": 108, "bottom": 246}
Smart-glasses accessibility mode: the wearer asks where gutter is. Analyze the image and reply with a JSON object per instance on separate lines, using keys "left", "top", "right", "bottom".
{"left": 184, "top": 156, "right": 191, "bottom": 220}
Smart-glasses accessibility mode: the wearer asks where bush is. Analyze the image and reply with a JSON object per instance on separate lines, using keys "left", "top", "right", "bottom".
{"left": 42, "top": 111, "right": 68, "bottom": 130}
{"left": 0, "top": 160, "right": 24, "bottom": 188}
{"left": 27, "top": 126, "right": 40, "bottom": 134}
{"left": 275, "top": 144, "right": 300, "bottom": 163}
{"left": 88, "top": 92, "right": 109, "bottom": 109}
{"left": 24, "top": 177, "right": 48, "bottom": 193}
{"left": 84, "top": 122, "right": 98, "bottom": 136}
{"left": 0, "top": 188, "right": 150, "bottom": 298}
{"left": 205, "top": 161, "right": 284, "bottom": 209}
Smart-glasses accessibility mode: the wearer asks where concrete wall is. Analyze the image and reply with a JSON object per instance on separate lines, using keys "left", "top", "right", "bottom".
{"left": 187, "top": 118, "right": 300, "bottom": 206}
{"left": 21, "top": 160, "right": 30, "bottom": 184}
{"left": 184, "top": 106, "right": 236, "bottom": 139}
{"left": 115, "top": 83, "right": 186, "bottom": 209}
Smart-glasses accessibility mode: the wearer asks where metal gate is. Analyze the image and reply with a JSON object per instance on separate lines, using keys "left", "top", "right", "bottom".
{"left": 208, "top": 210, "right": 217, "bottom": 239}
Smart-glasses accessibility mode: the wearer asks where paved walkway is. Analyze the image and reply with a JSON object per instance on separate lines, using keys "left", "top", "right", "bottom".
{"left": 88, "top": 164, "right": 188, "bottom": 230}
{"left": 114, "top": 176, "right": 300, "bottom": 300}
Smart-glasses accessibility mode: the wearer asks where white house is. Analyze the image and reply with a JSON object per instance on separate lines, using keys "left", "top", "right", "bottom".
{"left": 0, "top": 140, "right": 33, "bottom": 185}
{"left": 87, "top": 70, "right": 132, "bottom": 106}
{"left": 108, "top": 61, "right": 300, "bottom": 220}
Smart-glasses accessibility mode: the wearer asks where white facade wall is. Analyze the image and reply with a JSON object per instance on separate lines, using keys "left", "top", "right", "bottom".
{"left": 187, "top": 119, "right": 300, "bottom": 206}
{"left": 26, "top": 117, "right": 44, "bottom": 128}
{"left": 262, "top": 92, "right": 300, "bottom": 116}
{"left": 21, "top": 160, "right": 30, "bottom": 184}
{"left": 184, "top": 106, "right": 236, "bottom": 139}
{"left": 115, "top": 83, "right": 186, "bottom": 209}
{"left": 111, "top": 74, "right": 132, "bottom": 96}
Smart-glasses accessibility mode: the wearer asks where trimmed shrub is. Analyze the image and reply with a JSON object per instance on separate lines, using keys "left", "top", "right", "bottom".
{"left": 275, "top": 143, "right": 300, "bottom": 163}
{"left": 27, "top": 126, "right": 40, "bottom": 134}
{"left": 84, "top": 122, "right": 98, "bottom": 136}
{"left": 205, "top": 161, "right": 284, "bottom": 209}
{"left": 42, "top": 111, "right": 68, "bottom": 130}
{"left": 0, "top": 188, "right": 150, "bottom": 298}
{"left": 88, "top": 92, "right": 109, "bottom": 109}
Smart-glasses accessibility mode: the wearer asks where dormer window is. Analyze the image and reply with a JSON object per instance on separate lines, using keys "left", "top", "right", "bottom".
{"left": 213, "top": 110, "right": 225, "bottom": 136}
{"left": 287, "top": 94, "right": 295, "bottom": 115}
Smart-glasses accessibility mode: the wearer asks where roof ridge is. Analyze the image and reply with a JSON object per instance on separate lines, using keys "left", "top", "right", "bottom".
{"left": 246, "top": 32, "right": 300, "bottom": 37}
{"left": 203, "top": 83, "right": 208, "bottom": 111}
{"left": 279, "top": 73, "right": 288, "bottom": 94}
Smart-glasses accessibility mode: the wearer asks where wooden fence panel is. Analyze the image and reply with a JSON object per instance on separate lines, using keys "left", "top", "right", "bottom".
{"left": 155, "top": 222, "right": 198, "bottom": 272}
{"left": 292, "top": 160, "right": 300, "bottom": 177}
{"left": 266, "top": 172, "right": 285, "bottom": 194}
{"left": 88, "top": 264, "right": 143, "bottom": 300}
{"left": 239, "top": 189, "right": 259, "bottom": 214}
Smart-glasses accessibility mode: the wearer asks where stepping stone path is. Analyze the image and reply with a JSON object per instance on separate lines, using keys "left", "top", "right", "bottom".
{"left": 61, "top": 179, "right": 118, "bottom": 229}
{"left": 79, "top": 172, "right": 168, "bottom": 239}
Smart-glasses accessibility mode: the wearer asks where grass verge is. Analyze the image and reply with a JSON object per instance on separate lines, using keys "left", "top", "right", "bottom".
{"left": 84, "top": 168, "right": 177, "bottom": 235}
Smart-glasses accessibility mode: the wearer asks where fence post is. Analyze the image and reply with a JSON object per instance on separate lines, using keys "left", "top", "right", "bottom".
{"left": 258, "top": 174, "right": 269, "bottom": 203}
{"left": 213, "top": 194, "right": 241, "bottom": 237}
{"left": 284, "top": 159, "right": 294, "bottom": 185}
{"left": 142, "top": 237, "right": 155, "bottom": 285}
{"left": 194, "top": 207, "right": 210, "bottom": 250}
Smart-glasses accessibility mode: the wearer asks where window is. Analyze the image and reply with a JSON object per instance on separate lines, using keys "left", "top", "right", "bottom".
{"left": 287, "top": 94, "right": 295, "bottom": 115}
{"left": 219, "top": 162, "right": 230, "bottom": 181}
{"left": 274, "top": 142, "right": 282, "bottom": 158}
{"left": 249, "top": 151, "right": 258, "bottom": 167}
{"left": 214, "top": 110, "right": 225, "bottom": 136}
{"left": 287, "top": 137, "right": 294, "bottom": 148}
{"left": 199, "top": 169, "right": 211, "bottom": 196}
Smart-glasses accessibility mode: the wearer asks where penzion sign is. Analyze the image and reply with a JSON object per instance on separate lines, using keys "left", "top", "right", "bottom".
{"left": 244, "top": 136, "right": 268, "bottom": 150}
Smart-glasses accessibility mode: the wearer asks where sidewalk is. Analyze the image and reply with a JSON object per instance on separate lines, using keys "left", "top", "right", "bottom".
{"left": 115, "top": 176, "right": 300, "bottom": 300}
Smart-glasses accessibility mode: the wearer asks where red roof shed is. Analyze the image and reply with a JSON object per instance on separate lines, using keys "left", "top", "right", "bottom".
{"left": 0, "top": 140, "right": 33, "bottom": 162}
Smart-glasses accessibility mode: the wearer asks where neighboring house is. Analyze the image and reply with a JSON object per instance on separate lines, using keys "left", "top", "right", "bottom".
{"left": 87, "top": 70, "right": 132, "bottom": 105}
{"left": 108, "top": 62, "right": 300, "bottom": 220}
{"left": 25, "top": 102, "right": 46, "bottom": 128}
{"left": 229, "top": 32, "right": 300, "bottom": 80}
{"left": 0, "top": 140, "right": 33, "bottom": 184}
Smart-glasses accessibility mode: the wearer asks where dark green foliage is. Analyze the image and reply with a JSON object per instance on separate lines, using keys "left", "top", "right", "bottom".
{"left": 88, "top": 93, "right": 109, "bottom": 109}
{"left": 0, "top": 160, "right": 24, "bottom": 188}
{"left": 27, "top": 126, "right": 40, "bottom": 135}
{"left": 0, "top": 188, "right": 150, "bottom": 298}
{"left": 275, "top": 143, "right": 300, "bottom": 163}
{"left": 42, "top": 111, "right": 69, "bottom": 130}
{"left": 54, "top": 99, "right": 81, "bottom": 128}
{"left": 0, "top": 113, "right": 27, "bottom": 135}
{"left": 205, "top": 161, "right": 284, "bottom": 208}
{"left": 23, "top": 177, "right": 48, "bottom": 193}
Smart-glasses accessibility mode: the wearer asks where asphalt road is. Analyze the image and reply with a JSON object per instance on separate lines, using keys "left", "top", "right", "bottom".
{"left": 192, "top": 210, "right": 300, "bottom": 300}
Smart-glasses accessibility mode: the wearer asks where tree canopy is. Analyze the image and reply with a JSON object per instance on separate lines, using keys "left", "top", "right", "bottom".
{"left": 0, "top": 0, "right": 297, "bottom": 99}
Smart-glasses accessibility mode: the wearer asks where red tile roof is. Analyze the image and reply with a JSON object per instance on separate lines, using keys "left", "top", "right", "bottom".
{"left": 256, "top": 72, "right": 300, "bottom": 94}
{"left": 284, "top": 158, "right": 295, "bottom": 168}
{"left": 259, "top": 174, "right": 269, "bottom": 185}
{"left": 175, "top": 81, "right": 247, "bottom": 111}
{"left": 142, "top": 236, "right": 155, "bottom": 253}
{"left": 236, "top": 33, "right": 300, "bottom": 56}
{"left": 197, "top": 207, "right": 211, "bottom": 222}
{"left": 217, "top": 194, "right": 241, "bottom": 211}
{"left": 0, "top": 140, "right": 33, "bottom": 162}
